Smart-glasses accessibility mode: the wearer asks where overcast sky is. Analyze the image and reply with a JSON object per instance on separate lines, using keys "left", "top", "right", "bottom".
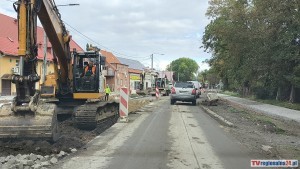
{"left": 0, "top": 0, "right": 211, "bottom": 71}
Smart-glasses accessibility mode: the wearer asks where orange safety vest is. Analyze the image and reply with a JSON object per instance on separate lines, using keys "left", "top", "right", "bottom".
{"left": 84, "top": 65, "right": 96, "bottom": 75}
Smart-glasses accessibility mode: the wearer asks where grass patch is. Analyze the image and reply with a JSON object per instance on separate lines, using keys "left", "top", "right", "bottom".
{"left": 228, "top": 107, "right": 239, "bottom": 113}
{"left": 275, "top": 128, "right": 286, "bottom": 134}
{"left": 254, "top": 99, "right": 300, "bottom": 111}
{"left": 226, "top": 105, "right": 248, "bottom": 114}
{"left": 221, "top": 91, "right": 240, "bottom": 97}
{"left": 254, "top": 116, "right": 274, "bottom": 125}
{"left": 221, "top": 90, "right": 300, "bottom": 111}
{"left": 251, "top": 115, "right": 286, "bottom": 134}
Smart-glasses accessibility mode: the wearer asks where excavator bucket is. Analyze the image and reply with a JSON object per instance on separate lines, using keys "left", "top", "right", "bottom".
{"left": 0, "top": 103, "right": 58, "bottom": 141}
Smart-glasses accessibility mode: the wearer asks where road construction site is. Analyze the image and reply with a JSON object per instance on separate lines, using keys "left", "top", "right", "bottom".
{"left": 0, "top": 93, "right": 299, "bottom": 169}
{"left": 0, "top": 96, "right": 152, "bottom": 169}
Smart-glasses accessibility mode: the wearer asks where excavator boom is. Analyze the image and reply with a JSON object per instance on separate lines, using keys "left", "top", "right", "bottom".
{"left": 0, "top": 0, "right": 118, "bottom": 141}
{"left": 0, "top": 0, "right": 71, "bottom": 140}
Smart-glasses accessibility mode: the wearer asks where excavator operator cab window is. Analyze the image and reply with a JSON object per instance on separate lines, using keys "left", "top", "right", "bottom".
{"left": 83, "top": 61, "right": 88, "bottom": 67}
{"left": 82, "top": 61, "right": 96, "bottom": 77}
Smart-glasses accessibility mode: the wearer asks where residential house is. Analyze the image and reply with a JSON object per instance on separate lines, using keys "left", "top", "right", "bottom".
{"left": 0, "top": 13, "right": 83, "bottom": 95}
{"left": 117, "top": 57, "right": 145, "bottom": 91}
{"left": 100, "top": 50, "right": 129, "bottom": 92}
{"left": 143, "top": 67, "right": 158, "bottom": 90}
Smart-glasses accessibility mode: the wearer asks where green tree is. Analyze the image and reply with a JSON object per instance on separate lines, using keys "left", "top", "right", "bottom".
{"left": 203, "top": 0, "right": 300, "bottom": 102}
{"left": 167, "top": 58, "right": 199, "bottom": 81}
{"left": 86, "top": 43, "right": 90, "bottom": 51}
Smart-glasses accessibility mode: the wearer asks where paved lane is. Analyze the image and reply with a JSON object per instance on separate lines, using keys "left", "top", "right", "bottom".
{"left": 175, "top": 102, "right": 252, "bottom": 169}
{"left": 105, "top": 99, "right": 171, "bottom": 169}
{"left": 55, "top": 98, "right": 253, "bottom": 169}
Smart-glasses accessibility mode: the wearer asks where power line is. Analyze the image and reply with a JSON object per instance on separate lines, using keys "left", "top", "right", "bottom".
{"left": 63, "top": 20, "right": 149, "bottom": 60}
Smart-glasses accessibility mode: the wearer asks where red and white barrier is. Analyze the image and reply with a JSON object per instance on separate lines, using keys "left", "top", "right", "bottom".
{"left": 155, "top": 86, "right": 159, "bottom": 99}
{"left": 119, "top": 87, "right": 129, "bottom": 122}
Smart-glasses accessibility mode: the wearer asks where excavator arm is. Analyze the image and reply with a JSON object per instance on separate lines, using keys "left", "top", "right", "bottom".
{"left": 0, "top": 0, "right": 114, "bottom": 141}
{"left": 37, "top": 0, "right": 71, "bottom": 86}
{"left": 11, "top": 0, "right": 72, "bottom": 112}
{"left": 0, "top": 0, "right": 74, "bottom": 140}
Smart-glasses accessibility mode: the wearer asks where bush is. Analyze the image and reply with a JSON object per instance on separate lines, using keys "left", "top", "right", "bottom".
{"left": 253, "top": 87, "right": 270, "bottom": 99}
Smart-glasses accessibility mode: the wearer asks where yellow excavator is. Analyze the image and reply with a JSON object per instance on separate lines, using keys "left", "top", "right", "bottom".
{"left": 0, "top": 0, "right": 119, "bottom": 141}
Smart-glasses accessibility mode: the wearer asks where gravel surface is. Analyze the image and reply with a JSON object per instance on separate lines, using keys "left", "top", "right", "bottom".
{"left": 202, "top": 99, "right": 300, "bottom": 160}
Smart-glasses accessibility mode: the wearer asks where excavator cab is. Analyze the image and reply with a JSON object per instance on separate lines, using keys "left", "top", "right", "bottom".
{"left": 73, "top": 51, "right": 100, "bottom": 92}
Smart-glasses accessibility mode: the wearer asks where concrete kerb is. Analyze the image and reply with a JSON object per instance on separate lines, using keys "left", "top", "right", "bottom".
{"left": 200, "top": 105, "right": 235, "bottom": 127}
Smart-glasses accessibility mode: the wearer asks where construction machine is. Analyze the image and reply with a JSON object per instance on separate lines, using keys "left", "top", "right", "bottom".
{"left": 149, "top": 77, "right": 171, "bottom": 96}
{"left": 0, "top": 0, "right": 119, "bottom": 141}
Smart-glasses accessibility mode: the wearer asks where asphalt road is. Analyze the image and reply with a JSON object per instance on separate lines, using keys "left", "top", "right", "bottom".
{"left": 54, "top": 97, "right": 253, "bottom": 169}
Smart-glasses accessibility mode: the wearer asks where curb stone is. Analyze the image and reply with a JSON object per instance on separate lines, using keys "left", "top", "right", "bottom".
{"left": 201, "top": 105, "right": 235, "bottom": 127}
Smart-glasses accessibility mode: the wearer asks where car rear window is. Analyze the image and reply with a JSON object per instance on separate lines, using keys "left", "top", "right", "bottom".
{"left": 188, "top": 81, "right": 200, "bottom": 88}
{"left": 174, "top": 82, "right": 194, "bottom": 88}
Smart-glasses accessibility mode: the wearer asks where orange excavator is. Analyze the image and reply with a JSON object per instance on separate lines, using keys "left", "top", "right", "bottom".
{"left": 0, "top": 0, "right": 119, "bottom": 141}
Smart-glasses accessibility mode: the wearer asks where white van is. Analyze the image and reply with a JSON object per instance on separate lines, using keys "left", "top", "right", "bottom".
{"left": 187, "top": 81, "right": 201, "bottom": 98}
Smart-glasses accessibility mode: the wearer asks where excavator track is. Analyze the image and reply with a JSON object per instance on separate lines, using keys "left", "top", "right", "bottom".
{"left": 0, "top": 102, "right": 58, "bottom": 141}
{"left": 74, "top": 101, "right": 119, "bottom": 130}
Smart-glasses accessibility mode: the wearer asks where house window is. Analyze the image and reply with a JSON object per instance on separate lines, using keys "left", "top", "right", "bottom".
{"left": 16, "top": 60, "right": 19, "bottom": 66}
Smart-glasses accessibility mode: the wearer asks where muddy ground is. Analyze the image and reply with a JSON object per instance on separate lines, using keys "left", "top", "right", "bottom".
{"left": 0, "top": 97, "right": 152, "bottom": 157}
{"left": 201, "top": 97, "right": 300, "bottom": 160}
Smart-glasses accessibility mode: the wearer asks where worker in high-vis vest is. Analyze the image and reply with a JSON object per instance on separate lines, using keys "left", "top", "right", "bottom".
{"left": 105, "top": 85, "right": 111, "bottom": 101}
{"left": 83, "top": 61, "right": 96, "bottom": 76}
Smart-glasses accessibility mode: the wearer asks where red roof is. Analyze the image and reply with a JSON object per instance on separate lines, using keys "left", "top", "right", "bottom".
{"left": 0, "top": 13, "right": 83, "bottom": 60}
{"left": 100, "top": 50, "right": 120, "bottom": 64}
{"left": 129, "top": 68, "right": 142, "bottom": 74}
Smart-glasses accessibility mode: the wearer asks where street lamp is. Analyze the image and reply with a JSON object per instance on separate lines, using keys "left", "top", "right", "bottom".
{"left": 56, "top": 4, "right": 80, "bottom": 7}
{"left": 150, "top": 53, "right": 164, "bottom": 87}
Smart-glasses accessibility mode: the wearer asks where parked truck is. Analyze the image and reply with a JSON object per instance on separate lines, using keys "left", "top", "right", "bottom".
{"left": 150, "top": 77, "right": 171, "bottom": 96}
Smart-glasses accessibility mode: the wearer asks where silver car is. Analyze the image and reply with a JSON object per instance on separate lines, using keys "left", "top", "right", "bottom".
{"left": 170, "top": 82, "right": 197, "bottom": 105}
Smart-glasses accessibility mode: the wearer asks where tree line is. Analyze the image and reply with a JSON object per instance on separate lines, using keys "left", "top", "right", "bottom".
{"left": 203, "top": 0, "right": 300, "bottom": 103}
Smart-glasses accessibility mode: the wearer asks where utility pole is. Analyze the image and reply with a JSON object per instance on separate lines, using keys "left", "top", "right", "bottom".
{"left": 150, "top": 53, "right": 164, "bottom": 87}
{"left": 42, "top": 31, "right": 47, "bottom": 84}
{"left": 151, "top": 54, "right": 153, "bottom": 87}
{"left": 151, "top": 54, "right": 153, "bottom": 71}
{"left": 170, "top": 63, "right": 173, "bottom": 84}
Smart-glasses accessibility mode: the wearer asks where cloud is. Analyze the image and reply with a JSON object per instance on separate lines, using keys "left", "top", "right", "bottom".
{"left": 0, "top": 0, "right": 212, "bottom": 70}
